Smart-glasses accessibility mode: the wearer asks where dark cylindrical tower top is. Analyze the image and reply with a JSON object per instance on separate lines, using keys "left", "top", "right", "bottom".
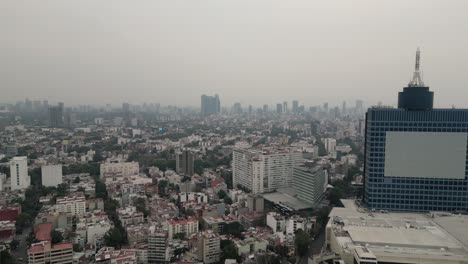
{"left": 398, "top": 86, "right": 433, "bottom": 110}
{"left": 397, "top": 48, "right": 434, "bottom": 111}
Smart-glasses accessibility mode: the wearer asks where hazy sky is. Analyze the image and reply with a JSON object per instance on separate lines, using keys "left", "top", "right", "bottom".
{"left": 1, "top": 0, "right": 468, "bottom": 108}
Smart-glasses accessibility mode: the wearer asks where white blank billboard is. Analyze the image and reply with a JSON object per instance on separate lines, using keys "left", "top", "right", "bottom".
{"left": 384, "top": 132, "right": 467, "bottom": 179}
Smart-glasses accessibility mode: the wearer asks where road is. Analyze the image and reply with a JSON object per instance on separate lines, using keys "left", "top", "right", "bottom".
{"left": 11, "top": 226, "right": 31, "bottom": 263}
{"left": 297, "top": 227, "right": 326, "bottom": 264}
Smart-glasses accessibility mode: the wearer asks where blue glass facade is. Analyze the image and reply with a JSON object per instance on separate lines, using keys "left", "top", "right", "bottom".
{"left": 364, "top": 108, "right": 468, "bottom": 211}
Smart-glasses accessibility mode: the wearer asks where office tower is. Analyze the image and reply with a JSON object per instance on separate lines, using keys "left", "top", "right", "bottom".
{"left": 48, "top": 105, "right": 64, "bottom": 127}
{"left": 342, "top": 101, "right": 347, "bottom": 114}
{"left": 292, "top": 100, "right": 299, "bottom": 113}
{"left": 323, "top": 138, "right": 337, "bottom": 154}
{"left": 197, "top": 230, "right": 220, "bottom": 264}
{"left": 28, "top": 241, "right": 73, "bottom": 264}
{"left": 10, "top": 156, "right": 30, "bottom": 190}
{"left": 276, "top": 103, "right": 283, "bottom": 114}
{"left": 122, "top": 103, "right": 130, "bottom": 113}
{"left": 176, "top": 150, "right": 194, "bottom": 176}
{"left": 248, "top": 105, "right": 253, "bottom": 115}
{"left": 263, "top": 104, "right": 268, "bottom": 113}
{"left": 233, "top": 147, "right": 303, "bottom": 193}
{"left": 201, "top": 94, "right": 221, "bottom": 116}
{"left": 148, "top": 226, "right": 169, "bottom": 264}
{"left": 364, "top": 49, "right": 468, "bottom": 212}
{"left": 356, "top": 99, "right": 364, "bottom": 113}
{"left": 293, "top": 163, "right": 328, "bottom": 206}
{"left": 41, "top": 165, "right": 63, "bottom": 187}
{"left": 283, "top": 101, "right": 288, "bottom": 113}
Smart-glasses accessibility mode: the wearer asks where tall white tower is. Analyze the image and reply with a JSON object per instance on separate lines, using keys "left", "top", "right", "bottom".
{"left": 10, "top": 156, "right": 30, "bottom": 190}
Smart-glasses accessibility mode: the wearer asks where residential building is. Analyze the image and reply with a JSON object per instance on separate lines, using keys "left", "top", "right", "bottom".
{"left": 178, "top": 192, "right": 208, "bottom": 204}
{"left": 293, "top": 164, "right": 328, "bottom": 206}
{"left": 197, "top": 230, "right": 220, "bottom": 264}
{"left": 10, "top": 156, "right": 30, "bottom": 190}
{"left": 55, "top": 194, "right": 86, "bottom": 216}
{"left": 41, "top": 164, "right": 63, "bottom": 187}
{"left": 166, "top": 216, "right": 199, "bottom": 240}
{"left": 285, "top": 216, "right": 305, "bottom": 235}
{"left": 117, "top": 206, "right": 145, "bottom": 227}
{"left": 28, "top": 241, "right": 73, "bottom": 264}
{"left": 48, "top": 105, "right": 64, "bottom": 127}
{"left": 148, "top": 226, "right": 169, "bottom": 264}
{"left": 233, "top": 147, "right": 303, "bottom": 193}
{"left": 323, "top": 138, "right": 336, "bottom": 154}
{"left": 100, "top": 161, "right": 139, "bottom": 183}
{"left": 364, "top": 49, "right": 468, "bottom": 211}
{"left": 176, "top": 150, "right": 194, "bottom": 176}
{"left": 235, "top": 237, "right": 268, "bottom": 256}
{"left": 266, "top": 212, "right": 286, "bottom": 233}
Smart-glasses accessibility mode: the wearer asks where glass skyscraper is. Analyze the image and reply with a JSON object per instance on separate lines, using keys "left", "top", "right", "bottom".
{"left": 364, "top": 50, "right": 468, "bottom": 212}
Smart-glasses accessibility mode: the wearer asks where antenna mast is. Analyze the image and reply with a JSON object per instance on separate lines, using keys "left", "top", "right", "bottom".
{"left": 409, "top": 48, "right": 425, "bottom": 87}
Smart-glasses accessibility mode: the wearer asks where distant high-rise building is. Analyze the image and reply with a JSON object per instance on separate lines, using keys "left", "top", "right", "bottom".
{"left": 276, "top": 103, "right": 283, "bottom": 114}
{"left": 342, "top": 101, "right": 347, "bottom": 114}
{"left": 232, "top": 102, "right": 242, "bottom": 114}
{"left": 233, "top": 147, "right": 303, "bottom": 193}
{"left": 293, "top": 163, "right": 328, "bottom": 206}
{"left": 292, "top": 100, "right": 299, "bottom": 113}
{"left": 283, "top": 101, "right": 288, "bottom": 113}
{"left": 323, "top": 102, "right": 329, "bottom": 113}
{"left": 356, "top": 99, "right": 364, "bottom": 113}
{"left": 176, "top": 150, "right": 194, "bottom": 176}
{"left": 201, "top": 94, "right": 221, "bottom": 116}
{"left": 10, "top": 156, "right": 30, "bottom": 190}
{"left": 263, "top": 105, "right": 269, "bottom": 113}
{"left": 364, "top": 49, "right": 468, "bottom": 212}
{"left": 48, "top": 105, "right": 64, "bottom": 127}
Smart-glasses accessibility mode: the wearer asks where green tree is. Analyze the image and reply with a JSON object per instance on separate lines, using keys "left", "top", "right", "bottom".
{"left": 73, "top": 176, "right": 81, "bottom": 183}
{"left": 173, "top": 233, "right": 186, "bottom": 240}
{"left": 224, "top": 196, "right": 233, "bottom": 205}
{"left": 51, "top": 230, "right": 64, "bottom": 244}
{"left": 10, "top": 240, "right": 19, "bottom": 250}
{"left": 73, "top": 243, "right": 83, "bottom": 252}
{"left": 95, "top": 180, "right": 108, "bottom": 199}
{"left": 0, "top": 250, "right": 16, "bottom": 264}
{"left": 221, "top": 240, "right": 238, "bottom": 261}
{"left": 135, "top": 198, "right": 149, "bottom": 218}
{"left": 104, "top": 227, "right": 124, "bottom": 248}
{"left": 56, "top": 183, "right": 69, "bottom": 197}
{"left": 294, "top": 229, "right": 310, "bottom": 257}
{"left": 222, "top": 222, "right": 244, "bottom": 239}
{"left": 217, "top": 190, "right": 227, "bottom": 199}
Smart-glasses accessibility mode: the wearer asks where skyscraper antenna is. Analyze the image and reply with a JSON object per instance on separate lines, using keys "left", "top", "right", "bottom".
{"left": 408, "top": 47, "right": 425, "bottom": 87}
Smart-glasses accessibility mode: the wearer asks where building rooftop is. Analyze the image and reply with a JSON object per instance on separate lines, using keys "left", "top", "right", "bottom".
{"left": 34, "top": 222, "right": 52, "bottom": 241}
{"left": 328, "top": 199, "right": 468, "bottom": 263}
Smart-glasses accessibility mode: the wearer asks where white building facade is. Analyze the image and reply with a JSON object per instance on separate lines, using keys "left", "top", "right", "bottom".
{"left": 233, "top": 147, "right": 303, "bottom": 193}
{"left": 41, "top": 164, "right": 63, "bottom": 187}
{"left": 10, "top": 156, "right": 30, "bottom": 190}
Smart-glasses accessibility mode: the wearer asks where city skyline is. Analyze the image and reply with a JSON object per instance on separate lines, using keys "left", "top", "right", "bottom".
{"left": 1, "top": 1, "right": 468, "bottom": 107}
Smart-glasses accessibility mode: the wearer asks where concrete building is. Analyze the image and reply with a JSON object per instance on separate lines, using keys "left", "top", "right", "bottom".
{"left": 235, "top": 237, "right": 268, "bottom": 256}
{"left": 148, "top": 226, "right": 169, "bottom": 264}
{"left": 55, "top": 194, "right": 86, "bottom": 216}
{"left": 176, "top": 150, "right": 194, "bottom": 176}
{"left": 166, "top": 216, "right": 199, "bottom": 240}
{"left": 117, "top": 206, "right": 145, "bottom": 227}
{"left": 266, "top": 212, "right": 286, "bottom": 233}
{"left": 48, "top": 105, "right": 64, "bottom": 128}
{"left": 100, "top": 161, "right": 139, "bottom": 183}
{"left": 233, "top": 147, "right": 303, "bottom": 194}
{"left": 323, "top": 138, "right": 337, "bottom": 154}
{"left": 10, "top": 156, "right": 30, "bottom": 190}
{"left": 285, "top": 216, "right": 306, "bottom": 235}
{"left": 178, "top": 192, "right": 207, "bottom": 204}
{"left": 327, "top": 199, "right": 468, "bottom": 264}
{"left": 247, "top": 194, "right": 264, "bottom": 212}
{"left": 41, "top": 164, "right": 63, "bottom": 187}
{"left": 197, "top": 230, "right": 220, "bottom": 264}
{"left": 28, "top": 241, "right": 73, "bottom": 264}
{"left": 293, "top": 164, "right": 328, "bottom": 206}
